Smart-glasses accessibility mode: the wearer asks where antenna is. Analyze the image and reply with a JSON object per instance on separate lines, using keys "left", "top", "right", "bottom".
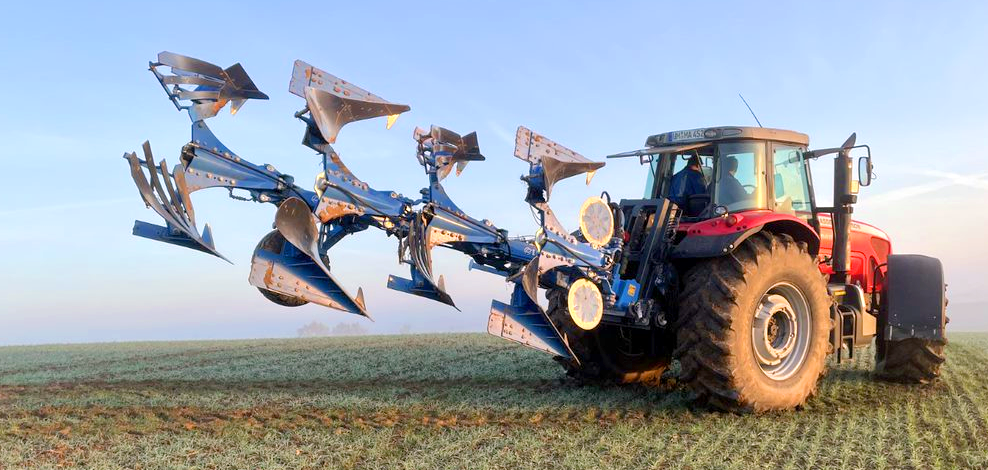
{"left": 738, "top": 93, "right": 763, "bottom": 128}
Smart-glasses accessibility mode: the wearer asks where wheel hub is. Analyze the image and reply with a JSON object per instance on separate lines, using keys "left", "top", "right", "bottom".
{"left": 750, "top": 282, "right": 811, "bottom": 381}
{"left": 753, "top": 294, "right": 797, "bottom": 366}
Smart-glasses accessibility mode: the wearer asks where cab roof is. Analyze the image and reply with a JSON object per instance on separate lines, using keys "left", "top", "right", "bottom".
{"left": 645, "top": 126, "right": 809, "bottom": 147}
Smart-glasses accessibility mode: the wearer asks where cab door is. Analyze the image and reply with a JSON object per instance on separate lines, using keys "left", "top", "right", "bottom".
{"left": 769, "top": 143, "right": 814, "bottom": 221}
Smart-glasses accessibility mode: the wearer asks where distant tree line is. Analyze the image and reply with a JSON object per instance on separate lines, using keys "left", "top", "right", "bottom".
{"left": 297, "top": 321, "right": 368, "bottom": 338}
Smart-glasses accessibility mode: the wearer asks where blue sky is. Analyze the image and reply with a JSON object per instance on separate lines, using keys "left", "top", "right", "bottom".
{"left": 1, "top": 1, "right": 987, "bottom": 344}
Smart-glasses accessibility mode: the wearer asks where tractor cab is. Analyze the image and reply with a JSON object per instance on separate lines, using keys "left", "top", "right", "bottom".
{"left": 635, "top": 126, "right": 813, "bottom": 221}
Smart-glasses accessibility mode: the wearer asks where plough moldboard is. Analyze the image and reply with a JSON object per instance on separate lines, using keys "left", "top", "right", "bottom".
{"left": 125, "top": 52, "right": 633, "bottom": 361}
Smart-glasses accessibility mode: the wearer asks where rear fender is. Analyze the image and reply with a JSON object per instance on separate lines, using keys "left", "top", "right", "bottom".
{"left": 671, "top": 212, "right": 820, "bottom": 259}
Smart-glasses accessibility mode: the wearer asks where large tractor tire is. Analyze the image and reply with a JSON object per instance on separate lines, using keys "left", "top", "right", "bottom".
{"left": 875, "top": 338, "right": 944, "bottom": 384}
{"left": 674, "top": 232, "right": 831, "bottom": 412}
{"left": 875, "top": 254, "right": 946, "bottom": 383}
{"left": 254, "top": 230, "right": 309, "bottom": 307}
{"left": 547, "top": 288, "right": 670, "bottom": 385}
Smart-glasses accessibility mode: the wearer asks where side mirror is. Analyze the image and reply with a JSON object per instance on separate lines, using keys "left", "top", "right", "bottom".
{"left": 858, "top": 156, "right": 873, "bottom": 187}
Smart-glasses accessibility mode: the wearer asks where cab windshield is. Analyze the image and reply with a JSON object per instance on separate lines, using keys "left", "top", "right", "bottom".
{"left": 645, "top": 140, "right": 767, "bottom": 216}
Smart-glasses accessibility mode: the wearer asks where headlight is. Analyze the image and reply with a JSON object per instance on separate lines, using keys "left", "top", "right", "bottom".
{"left": 578, "top": 196, "right": 614, "bottom": 247}
{"left": 567, "top": 278, "right": 603, "bottom": 330}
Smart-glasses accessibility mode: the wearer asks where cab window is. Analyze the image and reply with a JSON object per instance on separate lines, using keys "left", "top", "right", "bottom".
{"left": 711, "top": 141, "right": 766, "bottom": 211}
{"left": 772, "top": 144, "right": 812, "bottom": 217}
{"left": 645, "top": 149, "right": 714, "bottom": 200}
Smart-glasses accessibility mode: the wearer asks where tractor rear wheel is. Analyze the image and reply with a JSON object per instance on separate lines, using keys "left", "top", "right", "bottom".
{"left": 674, "top": 232, "right": 831, "bottom": 412}
{"left": 547, "top": 288, "right": 669, "bottom": 385}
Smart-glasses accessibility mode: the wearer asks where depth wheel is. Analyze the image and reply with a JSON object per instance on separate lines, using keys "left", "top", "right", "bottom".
{"left": 674, "top": 232, "right": 831, "bottom": 412}
{"left": 254, "top": 230, "right": 309, "bottom": 307}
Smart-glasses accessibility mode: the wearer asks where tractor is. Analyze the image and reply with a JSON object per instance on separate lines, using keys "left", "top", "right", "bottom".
{"left": 124, "top": 52, "right": 947, "bottom": 412}
{"left": 558, "top": 127, "right": 948, "bottom": 411}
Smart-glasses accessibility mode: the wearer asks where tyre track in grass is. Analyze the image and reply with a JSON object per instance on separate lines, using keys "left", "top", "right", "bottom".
{"left": 924, "top": 393, "right": 952, "bottom": 470}
{"left": 6, "top": 339, "right": 358, "bottom": 385}
{"left": 673, "top": 411, "right": 744, "bottom": 468}
{"left": 91, "top": 344, "right": 313, "bottom": 382}
{"left": 252, "top": 340, "right": 527, "bottom": 388}
{"left": 0, "top": 403, "right": 691, "bottom": 438}
{"left": 790, "top": 405, "right": 830, "bottom": 470}
{"left": 0, "top": 343, "right": 268, "bottom": 381}
{"left": 886, "top": 399, "right": 910, "bottom": 469}
{"left": 0, "top": 377, "right": 578, "bottom": 407}
{"left": 903, "top": 391, "right": 923, "bottom": 469}
{"left": 873, "top": 404, "right": 894, "bottom": 470}
{"left": 937, "top": 341, "right": 988, "bottom": 455}
{"left": 774, "top": 414, "right": 802, "bottom": 470}
{"left": 942, "top": 341, "right": 988, "bottom": 441}
{"left": 134, "top": 338, "right": 492, "bottom": 384}
{"left": 830, "top": 359, "right": 869, "bottom": 467}
{"left": 854, "top": 395, "right": 887, "bottom": 470}
{"left": 2, "top": 343, "right": 343, "bottom": 392}
{"left": 0, "top": 335, "right": 506, "bottom": 384}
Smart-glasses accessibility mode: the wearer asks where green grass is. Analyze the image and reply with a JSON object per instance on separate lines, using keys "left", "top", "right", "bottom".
{"left": 1, "top": 333, "right": 986, "bottom": 469}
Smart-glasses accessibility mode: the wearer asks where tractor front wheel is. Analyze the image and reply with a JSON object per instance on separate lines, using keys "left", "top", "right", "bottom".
{"left": 674, "top": 232, "right": 831, "bottom": 412}
{"left": 874, "top": 254, "right": 947, "bottom": 383}
{"left": 875, "top": 338, "right": 945, "bottom": 384}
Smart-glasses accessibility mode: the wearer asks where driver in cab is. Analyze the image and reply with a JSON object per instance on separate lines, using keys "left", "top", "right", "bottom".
{"left": 713, "top": 156, "right": 748, "bottom": 206}
{"left": 669, "top": 154, "right": 707, "bottom": 208}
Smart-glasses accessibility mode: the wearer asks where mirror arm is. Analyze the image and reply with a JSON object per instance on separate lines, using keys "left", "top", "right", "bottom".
{"left": 805, "top": 143, "right": 871, "bottom": 160}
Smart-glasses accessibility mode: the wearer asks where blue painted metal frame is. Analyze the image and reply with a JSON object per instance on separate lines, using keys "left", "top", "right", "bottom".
{"left": 125, "top": 52, "right": 634, "bottom": 363}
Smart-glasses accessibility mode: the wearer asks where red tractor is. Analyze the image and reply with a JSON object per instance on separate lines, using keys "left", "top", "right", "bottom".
{"left": 555, "top": 126, "right": 948, "bottom": 411}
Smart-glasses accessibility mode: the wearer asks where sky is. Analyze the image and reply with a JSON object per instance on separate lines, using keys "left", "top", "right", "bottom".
{"left": 1, "top": 1, "right": 987, "bottom": 345}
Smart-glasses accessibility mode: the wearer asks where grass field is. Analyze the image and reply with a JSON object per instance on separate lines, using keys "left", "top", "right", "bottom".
{"left": 1, "top": 333, "right": 986, "bottom": 469}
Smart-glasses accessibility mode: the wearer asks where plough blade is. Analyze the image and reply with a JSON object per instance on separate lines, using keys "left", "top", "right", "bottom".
{"left": 518, "top": 250, "right": 570, "bottom": 305}
{"left": 514, "top": 126, "right": 605, "bottom": 200}
{"left": 416, "top": 126, "right": 485, "bottom": 181}
{"left": 248, "top": 243, "right": 367, "bottom": 315}
{"left": 387, "top": 272, "right": 454, "bottom": 308}
{"left": 388, "top": 213, "right": 457, "bottom": 309}
{"left": 304, "top": 87, "right": 411, "bottom": 144}
{"left": 290, "top": 60, "right": 410, "bottom": 143}
{"left": 488, "top": 285, "right": 576, "bottom": 361}
{"left": 273, "top": 197, "right": 368, "bottom": 316}
{"left": 154, "top": 51, "right": 268, "bottom": 121}
{"left": 125, "top": 141, "right": 229, "bottom": 263}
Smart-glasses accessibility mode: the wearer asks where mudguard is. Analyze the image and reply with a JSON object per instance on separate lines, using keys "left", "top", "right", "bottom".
{"left": 884, "top": 254, "right": 947, "bottom": 342}
{"left": 671, "top": 212, "right": 820, "bottom": 259}
{"left": 671, "top": 227, "right": 760, "bottom": 258}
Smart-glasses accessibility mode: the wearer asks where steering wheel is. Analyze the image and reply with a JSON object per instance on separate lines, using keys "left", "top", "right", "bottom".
{"left": 743, "top": 184, "right": 756, "bottom": 193}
